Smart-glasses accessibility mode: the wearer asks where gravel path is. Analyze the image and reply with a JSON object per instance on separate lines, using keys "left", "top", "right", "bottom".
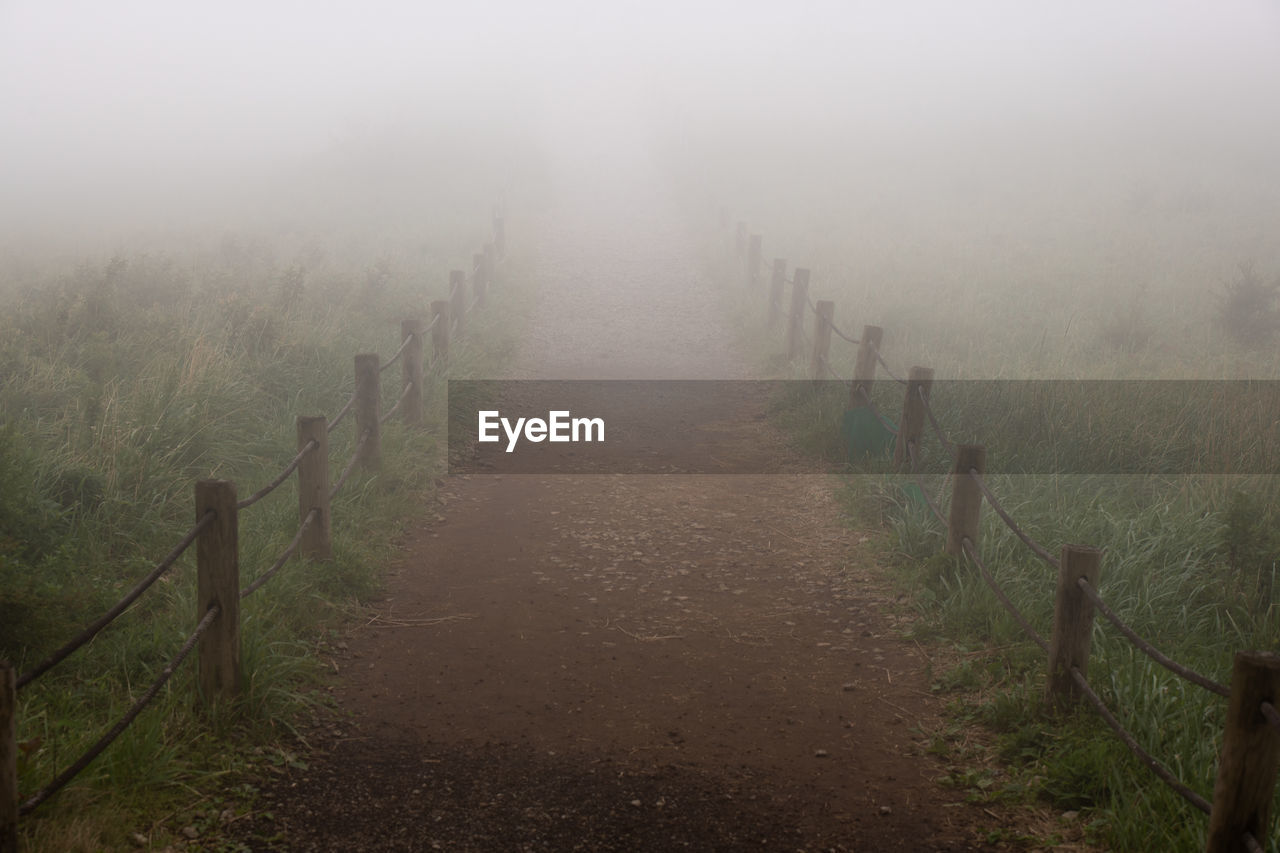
{"left": 231, "top": 162, "right": 1008, "bottom": 851}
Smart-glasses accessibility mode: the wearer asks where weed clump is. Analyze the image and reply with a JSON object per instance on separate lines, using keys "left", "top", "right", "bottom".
{"left": 1216, "top": 262, "right": 1280, "bottom": 346}
{"left": 1219, "top": 490, "right": 1278, "bottom": 621}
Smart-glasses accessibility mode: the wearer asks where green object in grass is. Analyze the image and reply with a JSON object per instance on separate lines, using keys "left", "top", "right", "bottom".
{"left": 843, "top": 406, "right": 895, "bottom": 460}
{"left": 900, "top": 482, "right": 928, "bottom": 509}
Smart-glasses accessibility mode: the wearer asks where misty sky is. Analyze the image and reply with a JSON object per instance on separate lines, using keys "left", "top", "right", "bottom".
{"left": 3, "top": 1, "right": 1279, "bottom": 231}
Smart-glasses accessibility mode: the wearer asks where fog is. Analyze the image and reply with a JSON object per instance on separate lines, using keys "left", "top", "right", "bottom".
{"left": 3, "top": 1, "right": 1280, "bottom": 264}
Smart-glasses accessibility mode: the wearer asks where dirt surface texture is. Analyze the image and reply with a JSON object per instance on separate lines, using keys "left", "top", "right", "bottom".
{"left": 234, "top": 171, "right": 1010, "bottom": 850}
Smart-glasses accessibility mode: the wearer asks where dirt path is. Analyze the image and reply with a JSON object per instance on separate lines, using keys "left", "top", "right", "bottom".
{"left": 233, "top": 175, "right": 1006, "bottom": 850}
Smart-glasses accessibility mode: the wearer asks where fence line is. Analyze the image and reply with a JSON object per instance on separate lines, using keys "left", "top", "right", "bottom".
{"left": 239, "top": 508, "right": 319, "bottom": 600}
{"left": 1, "top": 219, "right": 508, "bottom": 834}
{"left": 327, "top": 393, "right": 357, "bottom": 434}
{"left": 966, "top": 469, "right": 1061, "bottom": 570}
{"left": 727, "top": 219, "right": 1280, "bottom": 852}
{"left": 1075, "top": 577, "right": 1231, "bottom": 698}
{"left": 18, "top": 604, "right": 222, "bottom": 816}
{"left": 237, "top": 440, "right": 319, "bottom": 511}
{"left": 14, "top": 511, "right": 215, "bottom": 690}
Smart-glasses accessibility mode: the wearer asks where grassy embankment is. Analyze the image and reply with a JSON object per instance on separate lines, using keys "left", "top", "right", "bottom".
{"left": 702, "top": 193, "right": 1280, "bottom": 851}
{"left": 1, "top": 217, "right": 528, "bottom": 850}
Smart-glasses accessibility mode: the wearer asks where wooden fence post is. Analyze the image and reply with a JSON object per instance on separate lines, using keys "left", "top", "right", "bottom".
{"left": 493, "top": 217, "right": 506, "bottom": 257}
{"left": 472, "top": 253, "right": 487, "bottom": 308}
{"left": 1044, "top": 545, "right": 1102, "bottom": 711}
{"left": 431, "top": 301, "right": 450, "bottom": 363}
{"left": 1, "top": 660, "right": 15, "bottom": 853}
{"left": 894, "top": 367, "right": 935, "bottom": 469}
{"left": 946, "top": 444, "right": 986, "bottom": 556}
{"left": 768, "top": 260, "right": 786, "bottom": 329}
{"left": 354, "top": 354, "right": 381, "bottom": 469}
{"left": 1206, "top": 652, "right": 1280, "bottom": 852}
{"left": 851, "top": 324, "right": 884, "bottom": 408}
{"left": 810, "top": 300, "right": 834, "bottom": 382}
{"left": 296, "top": 416, "right": 331, "bottom": 560}
{"left": 449, "top": 270, "right": 467, "bottom": 339}
{"left": 196, "top": 479, "right": 239, "bottom": 703}
{"left": 735, "top": 221, "right": 747, "bottom": 257}
{"left": 785, "top": 268, "right": 810, "bottom": 362}
{"left": 483, "top": 242, "right": 495, "bottom": 285}
{"left": 401, "top": 318, "right": 424, "bottom": 426}
{"left": 747, "top": 234, "right": 762, "bottom": 287}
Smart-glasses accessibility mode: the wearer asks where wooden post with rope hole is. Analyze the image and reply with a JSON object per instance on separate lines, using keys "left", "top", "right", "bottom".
{"left": 196, "top": 479, "right": 240, "bottom": 704}
{"left": 786, "top": 268, "right": 810, "bottom": 362}
{"left": 431, "top": 301, "right": 450, "bottom": 363}
{"left": 1044, "top": 545, "right": 1102, "bottom": 711}
{"left": 401, "top": 319, "right": 424, "bottom": 426}
{"left": 850, "top": 324, "right": 883, "bottom": 408}
{"left": 894, "top": 367, "right": 934, "bottom": 470}
{"left": 354, "top": 354, "right": 381, "bottom": 469}
{"left": 296, "top": 416, "right": 331, "bottom": 560}
{"left": 449, "top": 270, "right": 466, "bottom": 339}
{"left": 1206, "top": 652, "right": 1280, "bottom": 852}
{"left": 810, "top": 300, "right": 835, "bottom": 383}
{"left": 946, "top": 444, "right": 985, "bottom": 556}
{"left": 768, "top": 260, "right": 786, "bottom": 329}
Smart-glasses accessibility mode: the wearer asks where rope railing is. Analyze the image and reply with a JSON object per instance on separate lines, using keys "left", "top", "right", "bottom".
{"left": 1068, "top": 665, "right": 1213, "bottom": 814}
{"left": 5, "top": 212, "right": 508, "bottom": 840}
{"left": 240, "top": 508, "right": 319, "bottom": 599}
{"left": 15, "top": 510, "right": 215, "bottom": 690}
{"left": 237, "top": 440, "right": 319, "bottom": 510}
{"left": 379, "top": 382, "right": 413, "bottom": 425}
{"left": 818, "top": 357, "right": 853, "bottom": 389}
{"left": 327, "top": 392, "right": 357, "bottom": 434}
{"left": 330, "top": 430, "right": 371, "bottom": 501}
{"left": 1076, "top": 577, "right": 1230, "bottom": 698}
{"left": 1263, "top": 701, "right": 1280, "bottom": 732}
{"left": 906, "top": 441, "right": 948, "bottom": 525}
{"left": 871, "top": 341, "right": 909, "bottom": 385}
{"left": 19, "top": 603, "right": 222, "bottom": 815}
{"left": 380, "top": 331, "right": 415, "bottom": 374}
{"left": 867, "top": 311, "right": 1256, "bottom": 842}
{"left": 967, "top": 468, "right": 1061, "bottom": 571}
{"left": 853, "top": 385, "right": 900, "bottom": 436}
{"left": 726, "top": 216, "right": 1280, "bottom": 848}
{"left": 829, "top": 320, "right": 859, "bottom": 345}
{"left": 918, "top": 386, "right": 956, "bottom": 456}
{"left": 959, "top": 537, "right": 1050, "bottom": 653}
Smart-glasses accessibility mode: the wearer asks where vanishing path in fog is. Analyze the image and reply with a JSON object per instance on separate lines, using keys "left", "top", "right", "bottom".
{"left": 234, "top": 180, "right": 1002, "bottom": 850}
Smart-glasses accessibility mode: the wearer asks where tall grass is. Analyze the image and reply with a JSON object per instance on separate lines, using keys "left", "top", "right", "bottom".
{"left": 1, "top": 223, "right": 522, "bottom": 850}
{"left": 705, "top": 222, "right": 1280, "bottom": 850}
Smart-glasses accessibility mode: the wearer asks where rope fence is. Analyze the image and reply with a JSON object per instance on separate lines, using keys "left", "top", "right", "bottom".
{"left": 727, "top": 217, "right": 1280, "bottom": 853}
{"left": 19, "top": 604, "right": 222, "bottom": 816}
{"left": 14, "top": 511, "right": 215, "bottom": 690}
{"left": 237, "top": 440, "right": 319, "bottom": 510}
{"left": 1, "top": 217, "right": 508, "bottom": 835}
{"left": 327, "top": 393, "right": 356, "bottom": 434}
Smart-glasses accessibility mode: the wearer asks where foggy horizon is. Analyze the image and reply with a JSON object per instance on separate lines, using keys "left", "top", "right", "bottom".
{"left": 4, "top": 1, "right": 1279, "bottom": 240}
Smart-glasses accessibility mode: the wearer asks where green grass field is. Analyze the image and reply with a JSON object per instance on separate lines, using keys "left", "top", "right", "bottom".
{"left": 704, "top": 188, "right": 1280, "bottom": 850}
{"left": 1, "top": 214, "right": 525, "bottom": 850}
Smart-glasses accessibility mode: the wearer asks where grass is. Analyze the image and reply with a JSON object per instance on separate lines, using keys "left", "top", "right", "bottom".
{"left": 705, "top": 222, "right": 1280, "bottom": 850}
{"left": 2, "top": 218, "right": 527, "bottom": 850}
